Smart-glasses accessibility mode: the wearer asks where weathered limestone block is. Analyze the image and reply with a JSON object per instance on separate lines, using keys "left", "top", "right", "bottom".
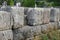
{"left": 13, "top": 27, "right": 24, "bottom": 40}
{"left": 29, "top": 26, "right": 41, "bottom": 36}
{"left": 42, "top": 8, "right": 50, "bottom": 24}
{"left": 41, "top": 22, "right": 58, "bottom": 33}
{"left": 13, "top": 26, "right": 41, "bottom": 40}
{"left": 24, "top": 8, "right": 33, "bottom": 25}
{"left": 41, "top": 24, "right": 49, "bottom": 33}
{"left": 27, "top": 8, "right": 43, "bottom": 25}
{"left": 50, "top": 8, "right": 59, "bottom": 22}
{"left": 0, "top": 30, "right": 13, "bottom": 40}
{"left": 0, "top": 11, "right": 12, "bottom": 31}
{"left": 47, "top": 22, "right": 58, "bottom": 31}
{"left": 11, "top": 7, "right": 24, "bottom": 29}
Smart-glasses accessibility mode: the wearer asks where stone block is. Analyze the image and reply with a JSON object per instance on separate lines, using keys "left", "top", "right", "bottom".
{"left": 42, "top": 8, "right": 50, "bottom": 24}
{"left": 27, "top": 8, "right": 43, "bottom": 25}
{"left": 41, "top": 24, "right": 49, "bottom": 33}
{"left": 47, "top": 22, "right": 58, "bottom": 31}
{"left": 0, "top": 11, "right": 12, "bottom": 31}
{"left": 13, "top": 26, "right": 41, "bottom": 40}
{"left": 0, "top": 30, "right": 13, "bottom": 40}
{"left": 11, "top": 7, "right": 24, "bottom": 29}
{"left": 50, "top": 8, "right": 59, "bottom": 22}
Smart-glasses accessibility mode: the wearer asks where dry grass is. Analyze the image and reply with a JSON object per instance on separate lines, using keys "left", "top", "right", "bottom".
{"left": 33, "top": 30, "right": 60, "bottom": 40}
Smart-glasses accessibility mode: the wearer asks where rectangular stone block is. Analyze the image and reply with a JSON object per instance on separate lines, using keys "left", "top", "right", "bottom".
{"left": 13, "top": 26, "right": 41, "bottom": 40}
{"left": 35, "top": 8, "right": 43, "bottom": 24}
{"left": 41, "top": 22, "right": 58, "bottom": 33}
{"left": 42, "top": 8, "right": 50, "bottom": 24}
{"left": 46, "top": 22, "right": 58, "bottom": 30}
{"left": 0, "top": 30, "right": 13, "bottom": 40}
{"left": 11, "top": 7, "right": 24, "bottom": 29}
{"left": 50, "top": 8, "right": 59, "bottom": 22}
{"left": 27, "top": 8, "right": 43, "bottom": 25}
{"left": 0, "top": 11, "right": 12, "bottom": 31}
{"left": 41, "top": 24, "right": 49, "bottom": 33}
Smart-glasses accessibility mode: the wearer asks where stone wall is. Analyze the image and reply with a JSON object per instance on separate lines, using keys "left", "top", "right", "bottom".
{"left": 0, "top": 7, "right": 60, "bottom": 40}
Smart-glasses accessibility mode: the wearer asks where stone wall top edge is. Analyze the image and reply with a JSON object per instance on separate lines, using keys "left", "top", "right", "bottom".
{"left": 23, "top": 7, "right": 60, "bottom": 8}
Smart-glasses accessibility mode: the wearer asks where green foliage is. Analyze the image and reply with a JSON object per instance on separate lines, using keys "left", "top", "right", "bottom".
{"left": 41, "top": 34, "right": 49, "bottom": 40}
{"left": 10, "top": 0, "right": 14, "bottom": 6}
{"left": 0, "top": 0, "right": 4, "bottom": 5}
{"left": 0, "top": 0, "right": 60, "bottom": 7}
{"left": 22, "top": 0, "right": 35, "bottom": 7}
{"left": 0, "top": 0, "right": 14, "bottom": 6}
{"left": 7, "top": 0, "right": 14, "bottom": 6}
{"left": 36, "top": 0, "right": 60, "bottom": 7}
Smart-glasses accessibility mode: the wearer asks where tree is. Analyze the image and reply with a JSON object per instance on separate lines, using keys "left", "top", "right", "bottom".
{"left": 10, "top": 0, "right": 14, "bottom": 6}
{"left": 0, "top": 0, "right": 14, "bottom": 6}
{"left": 7, "top": 0, "right": 14, "bottom": 6}
{"left": 0, "top": 0, "right": 4, "bottom": 5}
{"left": 36, "top": 0, "right": 60, "bottom": 7}
{"left": 22, "top": 0, "right": 35, "bottom": 7}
